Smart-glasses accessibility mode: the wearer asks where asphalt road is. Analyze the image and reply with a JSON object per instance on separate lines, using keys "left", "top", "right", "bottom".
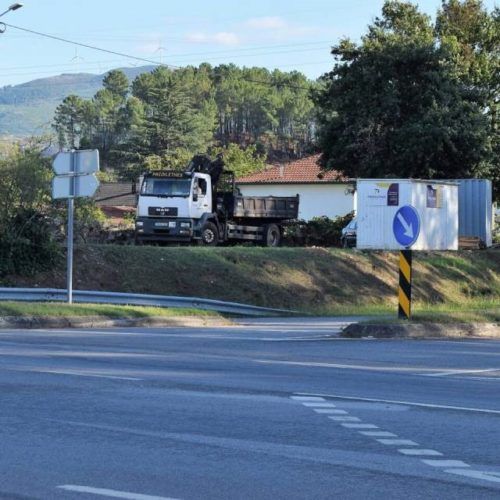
{"left": 0, "top": 318, "right": 499, "bottom": 500}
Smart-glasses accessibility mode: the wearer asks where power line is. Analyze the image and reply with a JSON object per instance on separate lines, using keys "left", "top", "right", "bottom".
{"left": 2, "top": 23, "right": 315, "bottom": 91}
{"left": 4, "top": 23, "right": 175, "bottom": 69}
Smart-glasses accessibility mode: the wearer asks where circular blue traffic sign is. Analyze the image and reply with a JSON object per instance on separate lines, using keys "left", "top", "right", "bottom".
{"left": 393, "top": 206, "right": 420, "bottom": 248}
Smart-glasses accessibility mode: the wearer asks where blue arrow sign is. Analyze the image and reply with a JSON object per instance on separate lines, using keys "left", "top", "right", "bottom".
{"left": 393, "top": 205, "right": 420, "bottom": 248}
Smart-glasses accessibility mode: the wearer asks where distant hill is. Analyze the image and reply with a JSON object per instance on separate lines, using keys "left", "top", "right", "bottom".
{"left": 0, "top": 66, "right": 156, "bottom": 137}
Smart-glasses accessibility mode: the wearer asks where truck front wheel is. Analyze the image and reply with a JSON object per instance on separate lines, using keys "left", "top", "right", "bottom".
{"left": 264, "top": 224, "right": 281, "bottom": 247}
{"left": 200, "top": 221, "right": 219, "bottom": 246}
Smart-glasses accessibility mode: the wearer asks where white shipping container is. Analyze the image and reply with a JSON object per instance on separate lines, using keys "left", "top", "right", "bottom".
{"left": 356, "top": 179, "right": 459, "bottom": 250}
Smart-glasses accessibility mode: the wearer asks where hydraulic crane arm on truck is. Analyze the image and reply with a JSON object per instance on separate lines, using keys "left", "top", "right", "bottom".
{"left": 135, "top": 154, "right": 299, "bottom": 246}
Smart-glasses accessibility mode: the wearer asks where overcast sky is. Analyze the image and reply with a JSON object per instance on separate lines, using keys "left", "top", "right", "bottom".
{"left": 0, "top": 0, "right": 497, "bottom": 86}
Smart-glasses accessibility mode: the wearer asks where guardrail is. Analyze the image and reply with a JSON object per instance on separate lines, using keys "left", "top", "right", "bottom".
{"left": 0, "top": 288, "right": 294, "bottom": 317}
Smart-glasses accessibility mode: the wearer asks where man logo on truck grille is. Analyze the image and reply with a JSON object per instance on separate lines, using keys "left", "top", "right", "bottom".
{"left": 149, "top": 207, "right": 178, "bottom": 216}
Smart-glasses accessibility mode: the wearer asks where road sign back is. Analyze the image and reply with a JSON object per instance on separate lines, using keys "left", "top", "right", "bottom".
{"left": 53, "top": 150, "right": 99, "bottom": 175}
{"left": 52, "top": 173, "right": 99, "bottom": 199}
{"left": 393, "top": 205, "right": 420, "bottom": 248}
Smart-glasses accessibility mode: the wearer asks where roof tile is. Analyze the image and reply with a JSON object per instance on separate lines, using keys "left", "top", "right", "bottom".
{"left": 237, "top": 154, "right": 347, "bottom": 184}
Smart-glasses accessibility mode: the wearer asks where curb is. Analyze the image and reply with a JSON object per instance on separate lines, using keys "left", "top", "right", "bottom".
{"left": 342, "top": 322, "right": 500, "bottom": 339}
{"left": 0, "top": 315, "right": 233, "bottom": 330}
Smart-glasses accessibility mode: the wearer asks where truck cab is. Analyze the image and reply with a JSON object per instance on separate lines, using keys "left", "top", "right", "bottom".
{"left": 136, "top": 171, "right": 213, "bottom": 243}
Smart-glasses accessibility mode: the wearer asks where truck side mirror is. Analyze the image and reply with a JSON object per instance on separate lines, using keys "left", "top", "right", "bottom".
{"left": 193, "top": 192, "right": 198, "bottom": 202}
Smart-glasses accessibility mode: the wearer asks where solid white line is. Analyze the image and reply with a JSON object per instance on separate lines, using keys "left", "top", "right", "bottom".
{"left": 421, "top": 368, "right": 500, "bottom": 377}
{"left": 293, "top": 392, "right": 500, "bottom": 415}
{"left": 422, "top": 460, "right": 470, "bottom": 468}
{"left": 28, "top": 369, "right": 141, "bottom": 381}
{"left": 328, "top": 416, "right": 360, "bottom": 422}
{"left": 257, "top": 359, "right": 430, "bottom": 373}
{"left": 445, "top": 469, "right": 500, "bottom": 483}
{"left": 302, "top": 402, "right": 337, "bottom": 408}
{"left": 398, "top": 449, "right": 443, "bottom": 456}
{"left": 290, "top": 396, "right": 325, "bottom": 402}
{"left": 57, "top": 485, "right": 179, "bottom": 500}
{"left": 360, "top": 431, "right": 397, "bottom": 437}
{"left": 341, "top": 423, "right": 378, "bottom": 429}
{"left": 377, "top": 439, "right": 418, "bottom": 446}
{"left": 314, "top": 409, "right": 346, "bottom": 414}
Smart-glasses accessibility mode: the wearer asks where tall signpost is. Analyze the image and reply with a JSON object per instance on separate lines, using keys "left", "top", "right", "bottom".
{"left": 52, "top": 150, "right": 100, "bottom": 304}
{"left": 392, "top": 206, "right": 420, "bottom": 320}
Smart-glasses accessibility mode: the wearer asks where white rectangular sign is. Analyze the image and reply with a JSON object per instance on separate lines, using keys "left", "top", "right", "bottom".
{"left": 52, "top": 149, "right": 100, "bottom": 175}
{"left": 52, "top": 174, "right": 100, "bottom": 199}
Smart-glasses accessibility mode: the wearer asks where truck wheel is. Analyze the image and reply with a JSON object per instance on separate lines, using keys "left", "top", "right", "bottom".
{"left": 264, "top": 224, "right": 281, "bottom": 247}
{"left": 200, "top": 222, "right": 219, "bottom": 246}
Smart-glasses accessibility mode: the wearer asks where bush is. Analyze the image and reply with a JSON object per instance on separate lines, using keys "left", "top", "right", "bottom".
{"left": 0, "top": 209, "right": 61, "bottom": 276}
{"left": 284, "top": 213, "right": 355, "bottom": 247}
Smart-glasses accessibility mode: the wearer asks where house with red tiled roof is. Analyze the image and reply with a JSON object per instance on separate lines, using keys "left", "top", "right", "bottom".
{"left": 237, "top": 154, "right": 355, "bottom": 221}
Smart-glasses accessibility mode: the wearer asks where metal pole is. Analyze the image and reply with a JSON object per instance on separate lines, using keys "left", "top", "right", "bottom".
{"left": 67, "top": 197, "right": 74, "bottom": 304}
{"left": 66, "top": 151, "right": 76, "bottom": 304}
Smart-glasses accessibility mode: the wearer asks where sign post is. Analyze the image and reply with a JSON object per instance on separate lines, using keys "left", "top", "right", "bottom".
{"left": 52, "top": 150, "right": 99, "bottom": 304}
{"left": 392, "top": 206, "right": 420, "bottom": 320}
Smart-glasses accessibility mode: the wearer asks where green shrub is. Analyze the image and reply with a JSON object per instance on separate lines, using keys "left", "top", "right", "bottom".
{"left": 0, "top": 209, "right": 61, "bottom": 276}
{"left": 284, "top": 212, "right": 355, "bottom": 247}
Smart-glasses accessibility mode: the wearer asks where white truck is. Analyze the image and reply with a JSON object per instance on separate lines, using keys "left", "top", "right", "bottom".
{"left": 135, "top": 155, "right": 299, "bottom": 246}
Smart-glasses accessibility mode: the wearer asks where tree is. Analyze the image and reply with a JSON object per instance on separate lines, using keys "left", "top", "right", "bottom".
{"left": 53, "top": 94, "right": 85, "bottom": 148}
{"left": 316, "top": 0, "right": 496, "bottom": 193}
{"left": 210, "top": 143, "right": 266, "bottom": 178}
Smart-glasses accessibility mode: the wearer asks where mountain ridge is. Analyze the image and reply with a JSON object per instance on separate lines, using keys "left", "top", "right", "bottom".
{"left": 0, "top": 65, "right": 157, "bottom": 136}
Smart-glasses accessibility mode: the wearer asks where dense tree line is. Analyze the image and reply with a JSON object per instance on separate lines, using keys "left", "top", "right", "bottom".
{"left": 53, "top": 65, "right": 316, "bottom": 179}
{"left": 316, "top": 0, "right": 499, "bottom": 196}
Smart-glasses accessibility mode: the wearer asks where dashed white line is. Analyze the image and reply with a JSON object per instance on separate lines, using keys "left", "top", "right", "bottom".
{"left": 328, "top": 416, "right": 360, "bottom": 422}
{"left": 359, "top": 431, "right": 397, "bottom": 437}
{"left": 313, "top": 409, "right": 346, "bottom": 414}
{"left": 445, "top": 469, "right": 500, "bottom": 483}
{"left": 422, "top": 460, "right": 470, "bottom": 468}
{"left": 301, "top": 402, "right": 336, "bottom": 408}
{"left": 377, "top": 439, "right": 418, "bottom": 446}
{"left": 57, "top": 485, "right": 179, "bottom": 500}
{"left": 398, "top": 449, "right": 443, "bottom": 456}
{"left": 341, "top": 423, "right": 379, "bottom": 429}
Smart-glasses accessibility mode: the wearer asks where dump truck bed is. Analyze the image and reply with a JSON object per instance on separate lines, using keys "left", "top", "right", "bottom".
{"left": 231, "top": 195, "right": 299, "bottom": 219}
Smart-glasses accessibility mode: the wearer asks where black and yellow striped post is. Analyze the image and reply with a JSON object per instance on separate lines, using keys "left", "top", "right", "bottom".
{"left": 398, "top": 250, "right": 412, "bottom": 320}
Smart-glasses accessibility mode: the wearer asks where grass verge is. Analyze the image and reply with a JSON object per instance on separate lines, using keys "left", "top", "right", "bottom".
{"left": 0, "top": 301, "right": 220, "bottom": 319}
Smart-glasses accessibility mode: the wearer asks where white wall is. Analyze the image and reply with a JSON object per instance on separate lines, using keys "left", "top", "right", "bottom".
{"left": 238, "top": 183, "right": 355, "bottom": 221}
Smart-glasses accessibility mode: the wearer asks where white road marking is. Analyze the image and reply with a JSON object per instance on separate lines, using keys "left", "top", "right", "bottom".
{"left": 314, "top": 409, "right": 346, "bottom": 414}
{"left": 422, "top": 460, "right": 470, "bottom": 468}
{"left": 445, "top": 469, "right": 500, "bottom": 483}
{"left": 302, "top": 402, "right": 337, "bottom": 408}
{"left": 421, "top": 368, "right": 500, "bottom": 377}
{"left": 341, "top": 423, "right": 378, "bottom": 429}
{"left": 293, "top": 392, "right": 500, "bottom": 415}
{"left": 26, "top": 369, "right": 141, "bottom": 381}
{"left": 57, "top": 485, "right": 179, "bottom": 499}
{"left": 360, "top": 431, "right": 398, "bottom": 437}
{"left": 328, "top": 416, "right": 360, "bottom": 422}
{"left": 291, "top": 396, "right": 325, "bottom": 402}
{"left": 257, "top": 359, "right": 432, "bottom": 373}
{"left": 377, "top": 439, "right": 418, "bottom": 446}
{"left": 398, "top": 449, "right": 443, "bottom": 456}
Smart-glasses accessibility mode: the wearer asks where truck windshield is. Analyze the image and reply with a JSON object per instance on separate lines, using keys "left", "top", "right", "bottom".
{"left": 141, "top": 178, "right": 191, "bottom": 197}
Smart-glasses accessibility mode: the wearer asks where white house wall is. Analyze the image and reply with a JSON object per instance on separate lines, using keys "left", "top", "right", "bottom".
{"left": 237, "top": 184, "right": 355, "bottom": 221}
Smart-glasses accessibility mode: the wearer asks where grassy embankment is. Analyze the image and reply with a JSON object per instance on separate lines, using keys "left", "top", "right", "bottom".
{"left": 3, "top": 245, "right": 499, "bottom": 321}
{"left": 0, "top": 302, "right": 219, "bottom": 319}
